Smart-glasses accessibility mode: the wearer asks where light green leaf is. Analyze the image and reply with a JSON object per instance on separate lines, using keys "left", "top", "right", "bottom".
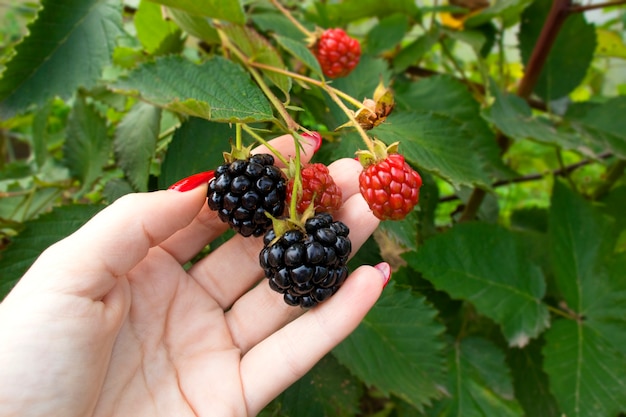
{"left": 321, "top": 0, "right": 419, "bottom": 26}
{"left": 518, "top": 0, "right": 596, "bottom": 100}
{"left": 114, "top": 101, "right": 161, "bottom": 191}
{"left": 0, "top": 204, "right": 104, "bottom": 299}
{"left": 220, "top": 24, "right": 291, "bottom": 97}
{"left": 146, "top": 0, "right": 244, "bottom": 23}
{"left": 63, "top": 94, "right": 111, "bottom": 189}
{"left": 158, "top": 118, "right": 236, "bottom": 189}
{"left": 374, "top": 112, "right": 494, "bottom": 188}
{"left": 135, "top": 0, "right": 180, "bottom": 53}
{"left": 394, "top": 75, "right": 515, "bottom": 180}
{"left": 111, "top": 56, "right": 274, "bottom": 123}
{"left": 0, "top": 0, "right": 123, "bottom": 118}
{"left": 277, "top": 355, "right": 362, "bottom": 417}
{"left": 465, "top": 0, "right": 533, "bottom": 28}
{"left": 409, "top": 222, "right": 549, "bottom": 347}
{"left": 332, "top": 283, "right": 446, "bottom": 411}
{"left": 427, "top": 337, "right": 523, "bottom": 417}
{"left": 392, "top": 30, "right": 439, "bottom": 72}
{"left": 274, "top": 34, "right": 322, "bottom": 77}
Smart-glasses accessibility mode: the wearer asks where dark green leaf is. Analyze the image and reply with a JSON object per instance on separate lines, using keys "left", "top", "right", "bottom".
{"left": 333, "top": 283, "right": 446, "bottom": 411}
{"left": 392, "top": 30, "right": 439, "bottom": 72}
{"left": 158, "top": 118, "right": 235, "bottom": 189}
{"left": 63, "top": 94, "right": 111, "bottom": 190}
{"left": 518, "top": 0, "right": 596, "bottom": 100}
{"left": 251, "top": 12, "right": 310, "bottom": 41}
{"left": 426, "top": 337, "right": 523, "bottom": 417}
{"left": 374, "top": 111, "right": 494, "bottom": 188}
{"left": 167, "top": 8, "right": 219, "bottom": 44}
{"left": 0, "top": 204, "right": 104, "bottom": 299}
{"left": 146, "top": 0, "right": 244, "bottom": 23}
{"left": 507, "top": 338, "right": 561, "bottom": 417}
{"left": 114, "top": 101, "right": 161, "bottom": 191}
{"left": 364, "top": 14, "right": 410, "bottom": 56}
{"left": 277, "top": 355, "right": 362, "bottom": 417}
{"left": 319, "top": 0, "right": 419, "bottom": 26}
{"left": 465, "top": 0, "right": 533, "bottom": 28}
{"left": 0, "top": 0, "right": 123, "bottom": 117}
{"left": 409, "top": 222, "right": 550, "bottom": 347}
{"left": 111, "top": 56, "right": 274, "bottom": 123}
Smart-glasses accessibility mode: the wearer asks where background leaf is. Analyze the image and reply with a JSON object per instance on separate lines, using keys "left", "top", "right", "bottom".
{"left": 114, "top": 101, "right": 161, "bottom": 191}
{"left": 0, "top": 0, "right": 123, "bottom": 117}
{"left": 111, "top": 56, "right": 274, "bottom": 122}
{"left": 146, "top": 0, "right": 244, "bottom": 23}
{"left": 332, "top": 283, "right": 447, "bottom": 411}
{"left": 0, "top": 204, "right": 104, "bottom": 299}
{"left": 409, "top": 222, "right": 550, "bottom": 347}
{"left": 63, "top": 94, "right": 111, "bottom": 190}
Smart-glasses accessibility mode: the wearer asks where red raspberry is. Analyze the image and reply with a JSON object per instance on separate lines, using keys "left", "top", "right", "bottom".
{"left": 314, "top": 28, "right": 361, "bottom": 79}
{"left": 359, "top": 154, "right": 422, "bottom": 221}
{"left": 287, "top": 163, "right": 342, "bottom": 215}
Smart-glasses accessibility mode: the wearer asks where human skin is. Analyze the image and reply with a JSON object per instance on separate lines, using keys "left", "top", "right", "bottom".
{"left": 0, "top": 134, "right": 387, "bottom": 417}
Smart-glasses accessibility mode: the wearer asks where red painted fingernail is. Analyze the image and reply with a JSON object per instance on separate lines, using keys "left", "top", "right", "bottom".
{"left": 168, "top": 170, "right": 215, "bottom": 192}
{"left": 374, "top": 262, "right": 391, "bottom": 288}
{"left": 302, "top": 131, "right": 323, "bottom": 153}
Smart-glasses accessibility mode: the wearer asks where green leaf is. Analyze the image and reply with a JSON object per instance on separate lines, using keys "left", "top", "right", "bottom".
{"left": 277, "top": 355, "right": 362, "bottom": 417}
{"left": 507, "top": 338, "right": 561, "bottom": 417}
{"left": 565, "top": 96, "right": 626, "bottom": 159}
{"left": 220, "top": 24, "right": 291, "bottom": 98}
{"left": 114, "top": 101, "right": 161, "bottom": 191}
{"left": 409, "top": 222, "right": 550, "bottom": 347}
{"left": 394, "top": 75, "right": 515, "bottom": 180}
{"left": 0, "top": 204, "right": 104, "bottom": 299}
{"left": 0, "top": 0, "right": 123, "bottom": 118}
{"left": 364, "top": 14, "right": 410, "bottom": 56}
{"left": 251, "top": 13, "right": 310, "bottom": 41}
{"left": 274, "top": 34, "right": 322, "bottom": 77}
{"left": 135, "top": 0, "right": 180, "bottom": 53}
{"left": 167, "top": 8, "right": 219, "bottom": 44}
{"left": 158, "top": 117, "right": 235, "bottom": 189}
{"left": 482, "top": 86, "right": 582, "bottom": 152}
{"left": 465, "top": 0, "right": 533, "bottom": 28}
{"left": 392, "top": 30, "right": 439, "bottom": 73}
{"left": 543, "top": 181, "right": 626, "bottom": 417}
{"left": 146, "top": 0, "right": 244, "bottom": 23}
{"left": 63, "top": 94, "right": 111, "bottom": 190}
{"left": 320, "top": 0, "right": 419, "bottom": 26}
{"left": 332, "top": 283, "right": 446, "bottom": 411}
{"left": 111, "top": 56, "right": 274, "bottom": 123}
{"left": 374, "top": 111, "right": 494, "bottom": 188}
{"left": 518, "top": 0, "right": 596, "bottom": 100}
{"left": 426, "top": 337, "right": 524, "bottom": 417}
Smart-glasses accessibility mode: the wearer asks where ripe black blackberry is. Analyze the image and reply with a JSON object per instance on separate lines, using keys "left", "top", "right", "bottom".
{"left": 259, "top": 213, "right": 352, "bottom": 308}
{"left": 207, "top": 153, "right": 286, "bottom": 237}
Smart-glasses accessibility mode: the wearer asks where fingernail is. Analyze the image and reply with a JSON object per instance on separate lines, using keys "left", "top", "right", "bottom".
{"left": 374, "top": 262, "right": 391, "bottom": 288}
{"left": 302, "top": 131, "right": 323, "bottom": 153}
{"left": 168, "top": 171, "right": 215, "bottom": 192}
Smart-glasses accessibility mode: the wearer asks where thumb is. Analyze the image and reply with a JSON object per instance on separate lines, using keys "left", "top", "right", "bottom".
{"left": 18, "top": 186, "right": 208, "bottom": 298}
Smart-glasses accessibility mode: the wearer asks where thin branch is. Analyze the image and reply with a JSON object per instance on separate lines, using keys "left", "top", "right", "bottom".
{"left": 569, "top": 0, "right": 626, "bottom": 13}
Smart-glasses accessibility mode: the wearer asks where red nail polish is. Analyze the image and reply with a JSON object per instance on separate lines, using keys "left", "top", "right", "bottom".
{"left": 302, "top": 131, "right": 323, "bottom": 153}
{"left": 374, "top": 262, "right": 391, "bottom": 288}
{"left": 168, "top": 171, "right": 214, "bottom": 192}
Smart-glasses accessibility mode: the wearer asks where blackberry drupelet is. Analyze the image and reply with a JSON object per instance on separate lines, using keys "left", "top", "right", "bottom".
{"left": 259, "top": 213, "right": 352, "bottom": 308}
{"left": 207, "top": 154, "right": 286, "bottom": 237}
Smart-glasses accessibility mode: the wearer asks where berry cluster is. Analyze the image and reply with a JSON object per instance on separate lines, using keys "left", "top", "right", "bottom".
{"left": 260, "top": 213, "right": 351, "bottom": 308}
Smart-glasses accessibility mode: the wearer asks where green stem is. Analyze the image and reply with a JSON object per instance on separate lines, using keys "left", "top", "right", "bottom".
{"left": 235, "top": 123, "right": 243, "bottom": 150}
{"left": 324, "top": 85, "right": 376, "bottom": 154}
{"left": 269, "top": 0, "right": 314, "bottom": 39}
{"left": 241, "top": 124, "right": 290, "bottom": 166}
{"left": 290, "top": 136, "right": 303, "bottom": 222}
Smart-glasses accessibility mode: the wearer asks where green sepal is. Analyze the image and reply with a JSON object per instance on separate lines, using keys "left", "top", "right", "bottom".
{"left": 223, "top": 142, "right": 254, "bottom": 163}
{"left": 355, "top": 138, "right": 400, "bottom": 168}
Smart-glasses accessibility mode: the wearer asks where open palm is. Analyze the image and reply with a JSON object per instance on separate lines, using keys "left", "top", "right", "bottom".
{"left": 0, "top": 135, "right": 385, "bottom": 417}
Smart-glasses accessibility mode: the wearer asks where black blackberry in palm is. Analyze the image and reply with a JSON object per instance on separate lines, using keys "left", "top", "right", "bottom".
{"left": 208, "top": 153, "right": 286, "bottom": 237}
{"left": 259, "top": 213, "right": 352, "bottom": 308}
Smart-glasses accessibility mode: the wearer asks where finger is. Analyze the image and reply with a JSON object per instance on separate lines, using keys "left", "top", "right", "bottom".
{"left": 240, "top": 264, "right": 387, "bottom": 415}
{"left": 224, "top": 192, "right": 380, "bottom": 352}
{"left": 159, "top": 133, "right": 321, "bottom": 264}
{"left": 187, "top": 158, "right": 374, "bottom": 309}
{"left": 16, "top": 186, "right": 208, "bottom": 300}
